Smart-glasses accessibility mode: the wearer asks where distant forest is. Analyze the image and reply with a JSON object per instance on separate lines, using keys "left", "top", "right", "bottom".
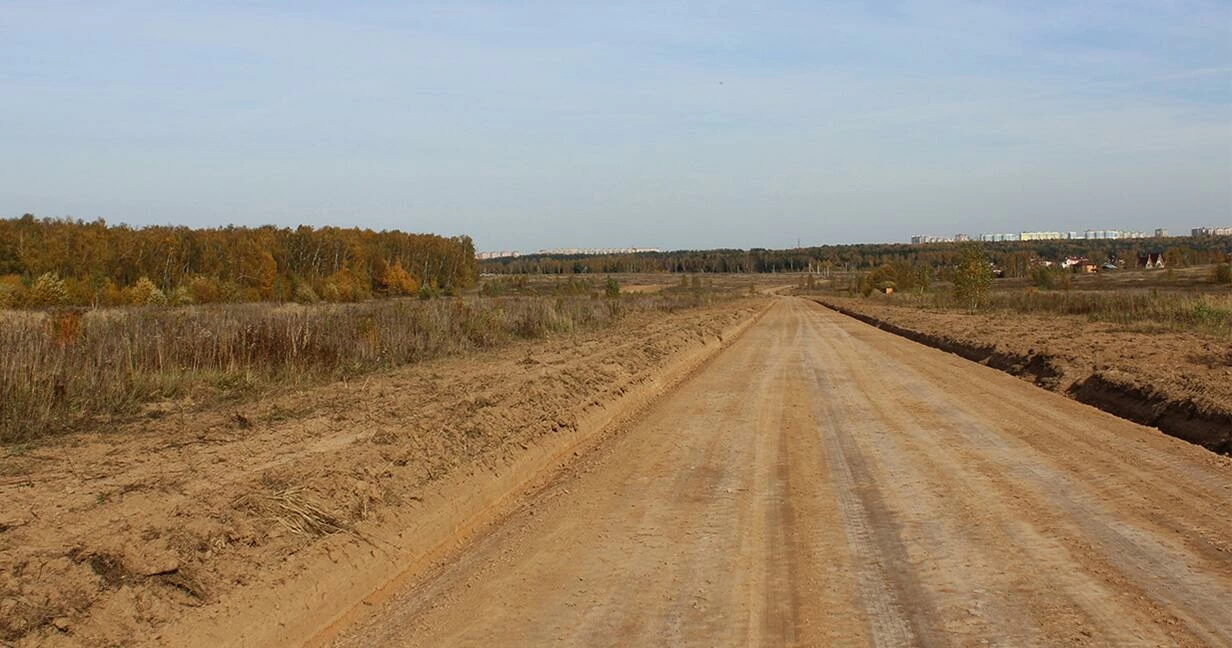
{"left": 0, "top": 215, "right": 477, "bottom": 307}
{"left": 481, "top": 237, "right": 1232, "bottom": 277}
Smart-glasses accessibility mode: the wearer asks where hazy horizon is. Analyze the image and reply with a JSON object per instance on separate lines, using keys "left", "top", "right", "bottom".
{"left": 3, "top": 2, "right": 1230, "bottom": 251}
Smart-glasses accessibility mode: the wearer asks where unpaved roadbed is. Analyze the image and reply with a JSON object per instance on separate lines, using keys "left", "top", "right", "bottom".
{"left": 0, "top": 298, "right": 766, "bottom": 647}
{"left": 814, "top": 296, "right": 1232, "bottom": 453}
{"left": 333, "top": 298, "right": 1232, "bottom": 647}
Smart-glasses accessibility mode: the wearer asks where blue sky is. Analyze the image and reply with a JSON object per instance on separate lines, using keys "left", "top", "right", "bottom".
{"left": 2, "top": 1, "right": 1229, "bottom": 250}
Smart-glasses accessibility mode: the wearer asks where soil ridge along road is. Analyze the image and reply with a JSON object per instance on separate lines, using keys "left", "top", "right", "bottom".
{"left": 0, "top": 300, "right": 766, "bottom": 647}
{"left": 332, "top": 298, "right": 1232, "bottom": 647}
{"left": 810, "top": 297, "right": 1232, "bottom": 454}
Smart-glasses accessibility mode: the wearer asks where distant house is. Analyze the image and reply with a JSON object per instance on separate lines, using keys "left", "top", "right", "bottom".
{"left": 1137, "top": 252, "right": 1165, "bottom": 269}
{"left": 1061, "top": 256, "right": 1088, "bottom": 270}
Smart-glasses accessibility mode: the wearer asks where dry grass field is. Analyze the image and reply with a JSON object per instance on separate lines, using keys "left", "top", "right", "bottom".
{"left": 813, "top": 264, "right": 1232, "bottom": 336}
{"left": 0, "top": 276, "right": 762, "bottom": 445}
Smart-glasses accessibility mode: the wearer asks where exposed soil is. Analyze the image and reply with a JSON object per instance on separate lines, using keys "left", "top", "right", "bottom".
{"left": 0, "top": 298, "right": 766, "bottom": 647}
{"left": 814, "top": 296, "right": 1232, "bottom": 454}
{"left": 332, "top": 298, "right": 1232, "bottom": 647}
{"left": 6, "top": 295, "right": 1230, "bottom": 647}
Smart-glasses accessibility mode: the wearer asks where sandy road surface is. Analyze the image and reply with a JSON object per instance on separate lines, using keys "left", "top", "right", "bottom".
{"left": 330, "top": 298, "right": 1232, "bottom": 647}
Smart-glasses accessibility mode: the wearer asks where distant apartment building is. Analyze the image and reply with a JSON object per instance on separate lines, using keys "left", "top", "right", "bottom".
{"left": 1099, "top": 230, "right": 1148, "bottom": 239}
{"left": 969, "top": 228, "right": 1151, "bottom": 243}
{"left": 1192, "top": 227, "right": 1232, "bottom": 237}
{"left": 908, "top": 234, "right": 975, "bottom": 244}
{"left": 535, "top": 247, "right": 662, "bottom": 255}
{"left": 476, "top": 251, "right": 521, "bottom": 260}
{"left": 1019, "top": 231, "right": 1062, "bottom": 241}
{"left": 1155, "top": 228, "right": 1169, "bottom": 238}
{"left": 910, "top": 235, "right": 952, "bottom": 244}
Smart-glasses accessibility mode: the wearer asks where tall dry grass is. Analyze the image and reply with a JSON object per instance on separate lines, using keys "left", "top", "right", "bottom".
{"left": 0, "top": 293, "right": 714, "bottom": 443}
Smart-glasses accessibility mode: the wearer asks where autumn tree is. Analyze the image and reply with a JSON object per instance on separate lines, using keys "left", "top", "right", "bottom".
{"left": 952, "top": 243, "right": 993, "bottom": 310}
{"left": 0, "top": 216, "right": 478, "bottom": 307}
{"left": 378, "top": 260, "right": 420, "bottom": 296}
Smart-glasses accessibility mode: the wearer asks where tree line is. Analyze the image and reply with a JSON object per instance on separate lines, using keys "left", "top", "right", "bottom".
{"left": 0, "top": 214, "right": 478, "bottom": 307}
{"left": 481, "top": 237, "right": 1231, "bottom": 277}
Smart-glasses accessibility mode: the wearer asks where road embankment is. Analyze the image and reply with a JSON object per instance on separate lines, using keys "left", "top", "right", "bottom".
{"left": 812, "top": 297, "right": 1232, "bottom": 454}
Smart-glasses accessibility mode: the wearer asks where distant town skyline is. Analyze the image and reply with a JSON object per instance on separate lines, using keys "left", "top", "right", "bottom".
{"left": 2, "top": 2, "right": 1229, "bottom": 250}
{"left": 479, "top": 222, "right": 1232, "bottom": 256}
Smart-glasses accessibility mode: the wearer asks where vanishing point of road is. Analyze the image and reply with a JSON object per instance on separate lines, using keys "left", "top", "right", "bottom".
{"left": 332, "top": 298, "right": 1232, "bottom": 647}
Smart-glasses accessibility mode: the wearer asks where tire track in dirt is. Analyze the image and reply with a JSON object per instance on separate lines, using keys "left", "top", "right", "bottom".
{"left": 330, "top": 298, "right": 836, "bottom": 647}
{"left": 799, "top": 298, "right": 1232, "bottom": 646}
{"left": 800, "top": 309, "right": 942, "bottom": 648}
{"left": 326, "top": 298, "right": 1231, "bottom": 647}
{"left": 799, "top": 305, "right": 1165, "bottom": 645}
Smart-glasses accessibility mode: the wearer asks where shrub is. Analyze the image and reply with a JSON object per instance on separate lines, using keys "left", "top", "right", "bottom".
{"left": 857, "top": 273, "right": 874, "bottom": 297}
{"left": 124, "top": 277, "right": 166, "bottom": 305}
{"left": 379, "top": 260, "right": 420, "bottom": 296}
{"left": 323, "top": 267, "right": 368, "bottom": 302}
{"left": 1029, "top": 266, "right": 1057, "bottom": 289}
{"left": 28, "top": 273, "right": 69, "bottom": 307}
{"left": 98, "top": 280, "right": 124, "bottom": 306}
{"left": 604, "top": 277, "right": 621, "bottom": 299}
{"left": 169, "top": 286, "right": 194, "bottom": 306}
{"left": 0, "top": 274, "right": 27, "bottom": 306}
{"left": 189, "top": 276, "right": 222, "bottom": 304}
{"left": 479, "top": 280, "right": 504, "bottom": 297}
{"left": 952, "top": 243, "right": 993, "bottom": 310}
{"left": 293, "top": 281, "right": 321, "bottom": 304}
{"left": 1214, "top": 263, "right": 1232, "bottom": 285}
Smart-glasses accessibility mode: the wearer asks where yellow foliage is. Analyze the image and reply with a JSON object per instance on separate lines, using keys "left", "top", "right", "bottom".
{"left": 257, "top": 252, "right": 278, "bottom": 299}
{"left": 124, "top": 277, "right": 166, "bottom": 306}
{"left": 29, "top": 273, "right": 68, "bottom": 307}
{"left": 323, "top": 267, "right": 363, "bottom": 302}
{"left": 379, "top": 260, "right": 420, "bottom": 296}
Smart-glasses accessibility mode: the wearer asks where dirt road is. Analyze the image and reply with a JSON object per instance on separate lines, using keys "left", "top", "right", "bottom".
{"left": 330, "top": 298, "right": 1232, "bottom": 647}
